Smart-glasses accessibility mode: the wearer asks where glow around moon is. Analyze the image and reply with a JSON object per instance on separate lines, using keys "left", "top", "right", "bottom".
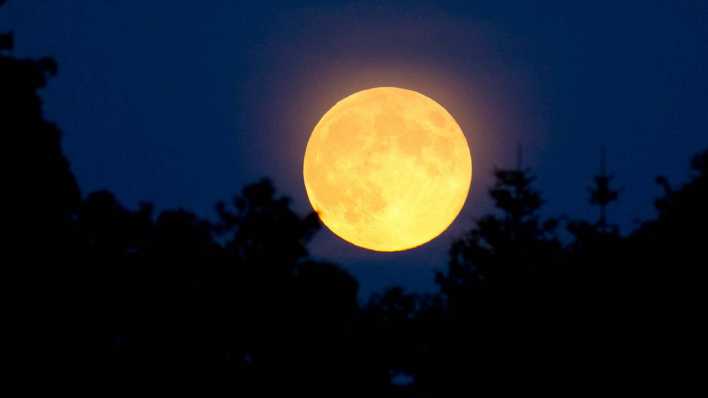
{"left": 303, "top": 87, "right": 472, "bottom": 252}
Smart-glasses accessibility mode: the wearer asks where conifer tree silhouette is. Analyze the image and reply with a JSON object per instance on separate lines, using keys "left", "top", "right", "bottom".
{"left": 432, "top": 157, "right": 565, "bottom": 393}
{"left": 567, "top": 146, "right": 622, "bottom": 267}
{"left": 589, "top": 147, "right": 620, "bottom": 230}
{"left": 437, "top": 160, "right": 560, "bottom": 307}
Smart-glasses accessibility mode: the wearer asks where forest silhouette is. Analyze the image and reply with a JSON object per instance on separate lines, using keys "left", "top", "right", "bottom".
{"left": 4, "top": 7, "right": 705, "bottom": 395}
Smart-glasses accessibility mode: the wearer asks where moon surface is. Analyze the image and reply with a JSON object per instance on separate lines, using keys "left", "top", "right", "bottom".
{"left": 303, "top": 87, "right": 472, "bottom": 252}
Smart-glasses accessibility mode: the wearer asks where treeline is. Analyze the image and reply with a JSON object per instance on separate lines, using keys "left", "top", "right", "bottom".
{"left": 4, "top": 19, "right": 704, "bottom": 396}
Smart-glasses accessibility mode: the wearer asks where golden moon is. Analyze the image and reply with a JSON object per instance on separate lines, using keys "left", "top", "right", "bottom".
{"left": 303, "top": 87, "right": 472, "bottom": 252}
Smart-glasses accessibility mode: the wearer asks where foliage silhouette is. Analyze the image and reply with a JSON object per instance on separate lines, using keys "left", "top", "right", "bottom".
{"left": 4, "top": 14, "right": 705, "bottom": 394}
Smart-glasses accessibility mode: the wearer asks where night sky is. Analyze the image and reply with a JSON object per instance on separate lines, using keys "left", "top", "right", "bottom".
{"left": 3, "top": 1, "right": 708, "bottom": 297}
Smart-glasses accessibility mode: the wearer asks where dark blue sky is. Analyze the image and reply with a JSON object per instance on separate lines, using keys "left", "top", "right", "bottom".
{"left": 3, "top": 1, "right": 708, "bottom": 297}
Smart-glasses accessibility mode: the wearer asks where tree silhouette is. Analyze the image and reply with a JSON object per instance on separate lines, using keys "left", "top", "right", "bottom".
{"left": 2, "top": 30, "right": 80, "bottom": 253}
{"left": 430, "top": 163, "right": 567, "bottom": 393}
{"left": 2, "top": 22, "right": 85, "bottom": 385}
{"left": 624, "top": 149, "right": 708, "bottom": 383}
{"left": 215, "top": 178, "right": 320, "bottom": 273}
{"left": 589, "top": 147, "right": 620, "bottom": 230}
{"left": 4, "top": 13, "right": 707, "bottom": 393}
{"left": 566, "top": 148, "right": 622, "bottom": 296}
{"left": 437, "top": 165, "right": 561, "bottom": 312}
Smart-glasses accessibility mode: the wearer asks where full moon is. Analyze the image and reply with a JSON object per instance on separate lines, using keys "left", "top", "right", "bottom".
{"left": 303, "top": 87, "right": 472, "bottom": 252}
